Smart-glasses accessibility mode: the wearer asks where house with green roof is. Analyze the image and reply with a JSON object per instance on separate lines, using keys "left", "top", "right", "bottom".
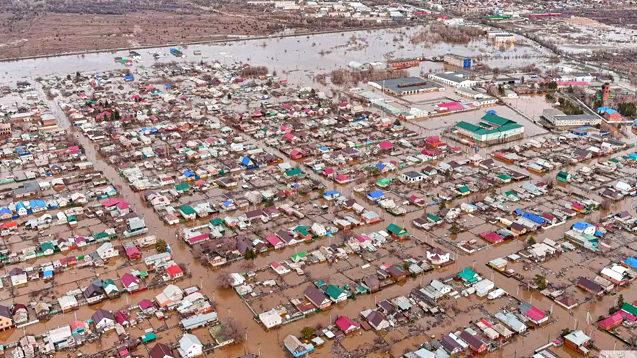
{"left": 376, "top": 177, "right": 392, "bottom": 188}
{"left": 456, "top": 184, "right": 471, "bottom": 196}
{"left": 557, "top": 171, "right": 571, "bottom": 183}
{"left": 458, "top": 267, "right": 479, "bottom": 284}
{"left": 386, "top": 223, "right": 409, "bottom": 240}
{"left": 175, "top": 182, "right": 191, "bottom": 193}
{"left": 285, "top": 168, "right": 304, "bottom": 178}
{"left": 454, "top": 113, "right": 524, "bottom": 145}
{"left": 621, "top": 303, "right": 637, "bottom": 316}
{"left": 497, "top": 173, "right": 512, "bottom": 183}
{"left": 291, "top": 252, "right": 307, "bottom": 263}
{"left": 426, "top": 213, "right": 442, "bottom": 224}
{"left": 293, "top": 225, "right": 311, "bottom": 240}
{"left": 179, "top": 205, "right": 196, "bottom": 220}
{"left": 325, "top": 285, "right": 347, "bottom": 303}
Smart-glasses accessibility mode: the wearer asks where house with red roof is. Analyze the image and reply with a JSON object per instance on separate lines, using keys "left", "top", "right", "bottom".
{"left": 138, "top": 299, "right": 156, "bottom": 313}
{"left": 165, "top": 264, "right": 184, "bottom": 280}
{"left": 115, "top": 310, "right": 130, "bottom": 326}
{"left": 519, "top": 302, "right": 548, "bottom": 325}
{"left": 124, "top": 244, "right": 141, "bottom": 260}
{"left": 289, "top": 149, "right": 304, "bottom": 160}
{"left": 121, "top": 273, "right": 141, "bottom": 293}
{"left": 437, "top": 101, "right": 465, "bottom": 112}
{"left": 480, "top": 232, "right": 504, "bottom": 244}
{"left": 335, "top": 174, "right": 352, "bottom": 184}
{"left": 335, "top": 315, "right": 360, "bottom": 334}
{"left": 598, "top": 312, "right": 623, "bottom": 331}
{"left": 378, "top": 141, "right": 393, "bottom": 151}
{"left": 265, "top": 234, "right": 285, "bottom": 250}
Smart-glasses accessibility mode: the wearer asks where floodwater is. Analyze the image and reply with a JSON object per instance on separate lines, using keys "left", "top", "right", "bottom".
{"left": 0, "top": 27, "right": 544, "bottom": 86}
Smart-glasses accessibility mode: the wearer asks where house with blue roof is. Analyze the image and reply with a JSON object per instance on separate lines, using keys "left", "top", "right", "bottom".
{"left": 572, "top": 221, "right": 596, "bottom": 236}
{"left": 30, "top": 199, "right": 47, "bottom": 213}
{"left": 15, "top": 202, "right": 28, "bottom": 216}
{"left": 624, "top": 257, "right": 637, "bottom": 270}
{"left": 240, "top": 156, "right": 258, "bottom": 170}
{"left": 0, "top": 207, "right": 12, "bottom": 220}
{"left": 522, "top": 212, "right": 546, "bottom": 225}
{"left": 367, "top": 190, "right": 385, "bottom": 202}
{"left": 323, "top": 190, "right": 340, "bottom": 200}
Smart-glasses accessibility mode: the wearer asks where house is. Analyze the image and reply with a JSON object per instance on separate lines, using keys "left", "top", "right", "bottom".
{"left": 149, "top": 343, "right": 175, "bottom": 358}
{"left": 365, "top": 310, "right": 390, "bottom": 331}
{"left": 335, "top": 315, "right": 360, "bottom": 334}
{"left": 519, "top": 302, "right": 548, "bottom": 325}
{"left": 598, "top": 312, "right": 623, "bottom": 331}
{"left": 179, "top": 205, "right": 197, "bottom": 221}
{"left": 181, "top": 312, "right": 218, "bottom": 330}
{"left": 386, "top": 223, "right": 408, "bottom": 240}
{"left": 91, "top": 309, "right": 115, "bottom": 332}
{"left": 46, "top": 325, "right": 73, "bottom": 349}
{"left": 96, "top": 242, "right": 118, "bottom": 260}
{"left": 459, "top": 330, "right": 487, "bottom": 353}
{"left": 325, "top": 285, "right": 347, "bottom": 303}
{"left": 0, "top": 305, "right": 13, "bottom": 330}
{"left": 166, "top": 263, "right": 185, "bottom": 280}
{"left": 426, "top": 248, "right": 451, "bottom": 266}
{"left": 304, "top": 286, "right": 331, "bottom": 310}
{"left": 401, "top": 171, "right": 426, "bottom": 183}
{"left": 156, "top": 285, "right": 184, "bottom": 308}
{"left": 124, "top": 243, "right": 141, "bottom": 260}
{"left": 283, "top": 335, "right": 314, "bottom": 357}
{"left": 440, "top": 334, "right": 464, "bottom": 355}
{"left": 9, "top": 267, "right": 27, "bottom": 286}
{"left": 178, "top": 333, "right": 203, "bottom": 358}
{"left": 361, "top": 275, "right": 381, "bottom": 293}
{"left": 58, "top": 295, "right": 79, "bottom": 312}
{"left": 564, "top": 330, "right": 591, "bottom": 355}
{"left": 121, "top": 273, "right": 141, "bottom": 293}
{"left": 83, "top": 281, "right": 106, "bottom": 304}
{"left": 259, "top": 309, "right": 283, "bottom": 329}
{"left": 103, "top": 279, "right": 120, "bottom": 297}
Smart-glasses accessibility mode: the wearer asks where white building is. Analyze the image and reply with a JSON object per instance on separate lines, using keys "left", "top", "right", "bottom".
{"left": 178, "top": 333, "right": 203, "bottom": 358}
{"left": 428, "top": 72, "right": 478, "bottom": 88}
{"left": 542, "top": 109, "right": 601, "bottom": 127}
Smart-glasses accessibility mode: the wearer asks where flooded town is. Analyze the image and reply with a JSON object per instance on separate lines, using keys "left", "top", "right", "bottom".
{"left": 1, "top": 1, "right": 637, "bottom": 358}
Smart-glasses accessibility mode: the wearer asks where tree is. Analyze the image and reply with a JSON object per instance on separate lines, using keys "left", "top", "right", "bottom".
{"left": 560, "top": 328, "right": 572, "bottom": 337}
{"left": 219, "top": 317, "right": 246, "bottom": 343}
{"left": 216, "top": 272, "right": 234, "bottom": 289}
{"left": 547, "top": 81, "right": 558, "bottom": 92}
{"left": 618, "top": 102, "right": 637, "bottom": 117}
{"left": 155, "top": 239, "right": 168, "bottom": 253}
{"left": 300, "top": 326, "right": 315, "bottom": 341}
{"left": 526, "top": 236, "right": 536, "bottom": 245}
{"left": 533, "top": 274, "right": 547, "bottom": 290}
{"left": 617, "top": 294, "right": 625, "bottom": 308}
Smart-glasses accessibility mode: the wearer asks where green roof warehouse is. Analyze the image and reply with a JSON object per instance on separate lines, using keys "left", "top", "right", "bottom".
{"left": 454, "top": 112, "right": 524, "bottom": 145}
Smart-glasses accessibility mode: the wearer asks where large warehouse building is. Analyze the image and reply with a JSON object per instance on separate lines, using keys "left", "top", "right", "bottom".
{"left": 454, "top": 112, "right": 524, "bottom": 145}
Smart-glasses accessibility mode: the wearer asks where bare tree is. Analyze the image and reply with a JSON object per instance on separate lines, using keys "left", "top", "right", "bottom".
{"left": 219, "top": 317, "right": 246, "bottom": 343}
{"left": 216, "top": 272, "right": 234, "bottom": 289}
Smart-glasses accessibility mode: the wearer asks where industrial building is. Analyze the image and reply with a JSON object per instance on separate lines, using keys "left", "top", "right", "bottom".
{"left": 443, "top": 54, "right": 472, "bottom": 69}
{"left": 541, "top": 108, "right": 601, "bottom": 127}
{"left": 369, "top": 76, "right": 444, "bottom": 96}
{"left": 454, "top": 112, "right": 524, "bottom": 145}
{"left": 428, "top": 72, "right": 478, "bottom": 88}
